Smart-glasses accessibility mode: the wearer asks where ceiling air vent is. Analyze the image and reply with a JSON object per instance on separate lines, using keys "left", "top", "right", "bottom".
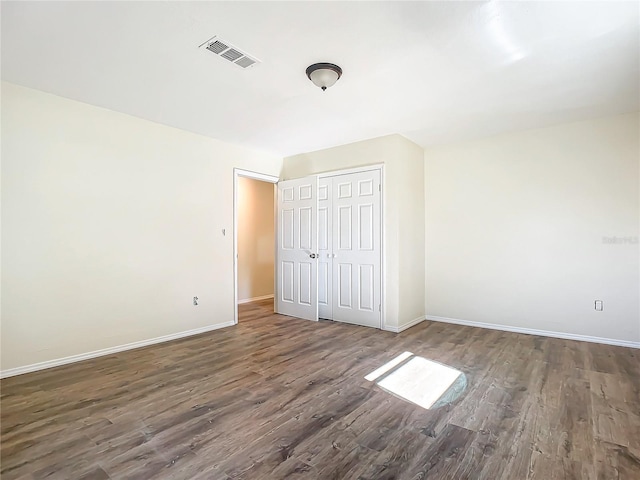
{"left": 199, "top": 35, "right": 261, "bottom": 69}
{"left": 235, "top": 57, "right": 256, "bottom": 68}
{"left": 206, "top": 40, "right": 229, "bottom": 55}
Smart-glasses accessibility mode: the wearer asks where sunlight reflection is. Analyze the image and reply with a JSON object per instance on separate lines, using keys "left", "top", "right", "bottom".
{"left": 484, "top": 1, "right": 527, "bottom": 63}
{"left": 366, "top": 352, "right": 466, "bottom": 410}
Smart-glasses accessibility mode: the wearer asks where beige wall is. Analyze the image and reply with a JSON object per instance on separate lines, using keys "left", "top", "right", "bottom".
{"left": 282, "top": 135, "right": 399, "bottom": 180}
{"left": 237, "top": 177, "right": 275, "bottom": 302}
{"left": 424, "top": 113, "right": 640, "bottom": 343}
{"left": 1, "top": 82, "right": 282, "bottom": 373}
{"left": 5, "top": 82, "right": 633, "bottom": 376}
{"left": 283, "top": 134, "right": 425, "bottom": 330}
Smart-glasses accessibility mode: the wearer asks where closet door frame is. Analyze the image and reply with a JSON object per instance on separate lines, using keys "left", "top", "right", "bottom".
{"left": 317, "top": 164, "right": 385, "bottom": 330}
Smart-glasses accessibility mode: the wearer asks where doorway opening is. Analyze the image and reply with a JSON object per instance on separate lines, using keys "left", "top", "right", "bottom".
{"left": 233, "top": 169, "right": 279, "bottom": 324}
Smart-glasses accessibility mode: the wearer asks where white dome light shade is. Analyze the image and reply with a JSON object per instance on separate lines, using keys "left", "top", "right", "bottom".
{"left": 306, "top": 63, "right": 342, "bottom": 91}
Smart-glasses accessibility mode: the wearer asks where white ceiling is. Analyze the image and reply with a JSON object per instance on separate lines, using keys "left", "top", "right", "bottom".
{"left": 2, "top": 1, "right": 638, "bottom": 157}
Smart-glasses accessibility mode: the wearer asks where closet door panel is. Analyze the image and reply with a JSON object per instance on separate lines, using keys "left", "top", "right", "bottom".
{"left": 337, "top": 263, "right": 353, "bottom": 308}
{"left": 276, "top": 177, "right": 319, "bottom": 321}
{"left": 358, "top": 264, "right": 375, "bottom": 311}
{"left": 337, "top": 205, "right": 352, "bottom": 250}
{"left": 330, "top": 170, "right": 381, "bottom": 328}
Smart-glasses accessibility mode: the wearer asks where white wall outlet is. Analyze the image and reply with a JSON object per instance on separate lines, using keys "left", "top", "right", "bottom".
{"left": 193, "top": 296, "right": 199, "bottom": 306}
{"left": 595, "top": 300, "right": 603, "bottom": 311}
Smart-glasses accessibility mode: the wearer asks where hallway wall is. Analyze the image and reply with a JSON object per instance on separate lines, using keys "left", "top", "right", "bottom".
{"left": 237, "top": 177, "right": 275, "bottom": 302}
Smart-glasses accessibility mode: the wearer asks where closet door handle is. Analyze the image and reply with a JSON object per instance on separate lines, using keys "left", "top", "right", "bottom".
{"left": 309, "top": 253, "right": 318, "bottom": 259}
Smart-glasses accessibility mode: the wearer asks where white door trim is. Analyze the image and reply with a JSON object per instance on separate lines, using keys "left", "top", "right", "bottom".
{"left": 316, "top": 163, "right": 384, "bottom": 179}
{"left": 233, "top": 168, "right": 279, "bottom": 325}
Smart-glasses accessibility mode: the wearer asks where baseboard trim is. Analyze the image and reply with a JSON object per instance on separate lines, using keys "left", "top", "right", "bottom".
{"left": 425, "top": 315, "right": 640, "bottom": 349}
{"left": 238, "top": 294, "right": 274, "bottom": 304}
{"left": 383, "top": 315, "right": 426, "bottom": 333}
{"left": 0, "top": 321, "right": 236, "bottom": 379}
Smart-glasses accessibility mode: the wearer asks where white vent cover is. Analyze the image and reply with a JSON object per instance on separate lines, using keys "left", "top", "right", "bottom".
{"left": 199, "top": 36, "right": 260, "bottom": 69}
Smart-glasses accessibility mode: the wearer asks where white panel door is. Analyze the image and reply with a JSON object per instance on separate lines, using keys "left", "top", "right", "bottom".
{"left": 318, "top": 178, "right": 332, "bottom": 320}
{"left": 276, "top": 177, "right": 318, "bottom": 321}
{"left": 330, "top": 170, "right": 381, "bottom": 328}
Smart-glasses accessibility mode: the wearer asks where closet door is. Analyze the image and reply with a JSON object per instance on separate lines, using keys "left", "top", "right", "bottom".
{"left": 318, "top": 179, "right": 333, "bottom": 320}
{"left": 276, "top": 177, "right": 318, "bottom": 322}
{"left": 331, "top": 170, "right": 381, "bottom": 328}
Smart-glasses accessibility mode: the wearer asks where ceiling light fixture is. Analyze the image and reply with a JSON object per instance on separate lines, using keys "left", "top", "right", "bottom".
{"left": 306, "top": 63, "right": 342, "bottom": 91}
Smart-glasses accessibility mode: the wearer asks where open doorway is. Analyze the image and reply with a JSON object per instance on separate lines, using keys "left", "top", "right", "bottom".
{"left": 233, "top": 169, "right": 279, "bottom": 324}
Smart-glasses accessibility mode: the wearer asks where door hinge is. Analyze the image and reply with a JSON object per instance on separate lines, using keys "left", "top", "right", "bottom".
{"left": 378, "top": 184, "right": 381, "bottom": 192}
{"left": 379, "top": 304, "right": 381, "bottom": 311}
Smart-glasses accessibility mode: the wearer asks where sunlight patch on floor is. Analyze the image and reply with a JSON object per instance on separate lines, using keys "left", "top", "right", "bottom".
{"left": 365, "top": 352, "right": 466, "bottom": 410}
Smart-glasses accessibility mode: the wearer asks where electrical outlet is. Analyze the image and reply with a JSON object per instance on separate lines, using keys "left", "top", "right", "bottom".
{"left": 193, "top": 296, "right": 199, "bottom": 306}
{"left": 595, "top": 300, "right": 603, "bottom": 311}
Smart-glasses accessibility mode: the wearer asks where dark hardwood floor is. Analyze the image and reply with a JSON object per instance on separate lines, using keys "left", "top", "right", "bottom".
{"left": 1, "top": 299, "right": 639, "bottom": 479}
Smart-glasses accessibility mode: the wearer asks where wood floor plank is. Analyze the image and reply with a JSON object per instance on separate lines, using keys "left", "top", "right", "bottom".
{"left": 2, "top": 299, "right": 639, "bottom": 479}
{"left": 403, "top": 423, "right": 477, "bottom": 480}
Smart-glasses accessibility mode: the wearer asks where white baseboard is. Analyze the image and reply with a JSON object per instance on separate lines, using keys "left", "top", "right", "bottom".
{"left": 0, "top": 321, "right": 235, "bottom": 379}
{"left": 238, "top": 294, "right": 274, "bottom": 304}
{"left": 425, "top": 315, "right": 640, "bottom": 349}
{"left": 383, "top": 315, "right": 426, "bottom": 333}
